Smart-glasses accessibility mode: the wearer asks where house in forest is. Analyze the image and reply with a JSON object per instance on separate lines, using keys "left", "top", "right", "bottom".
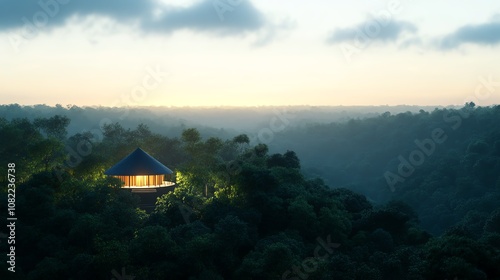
{"left": 104, "top": 147, "right": 175, "bottom": 210}
{"left": 105, "top": 147, "right": 175, "bottom": 188}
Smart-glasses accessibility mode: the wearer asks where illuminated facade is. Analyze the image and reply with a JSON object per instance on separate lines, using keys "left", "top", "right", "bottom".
{"left": 104, "top": 148, "right": 174, "bottom": 188}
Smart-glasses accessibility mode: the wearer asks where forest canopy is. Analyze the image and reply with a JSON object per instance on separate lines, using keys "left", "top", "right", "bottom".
{"left": 0, "top": 104, "right": 499, "bottom": 279}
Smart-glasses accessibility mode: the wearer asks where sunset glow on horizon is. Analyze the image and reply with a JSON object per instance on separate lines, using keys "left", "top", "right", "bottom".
{"left": 1, "top": 0, "right": 500, "bottom": 107}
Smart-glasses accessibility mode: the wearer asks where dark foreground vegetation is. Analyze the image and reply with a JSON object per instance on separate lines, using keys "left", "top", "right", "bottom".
{"left": 0, "top": 104, "right": 499, "bottom": 279}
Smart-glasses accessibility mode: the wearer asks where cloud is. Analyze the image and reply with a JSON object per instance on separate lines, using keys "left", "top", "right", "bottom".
{"left": 0, "top": 0, "right": 267, "bottom": 36}
{"left": 0, "top": 0, "right": 152, "bottom": 29}
{"left": 251, "top": 17, "right": 296, "bottom": 47}
{"left": 327, "top": 19, "right": 417, "bottom": 45}
{"left": 438, "top": 19, "right": 500, "bottom": 49}
{"left": 142, "top": 1, "right": 265, "bottom": 35}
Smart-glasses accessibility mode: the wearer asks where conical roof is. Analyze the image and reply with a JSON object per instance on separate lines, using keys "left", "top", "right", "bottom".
{"left": 104, "top": 148, "right": 173, "bottom": 176}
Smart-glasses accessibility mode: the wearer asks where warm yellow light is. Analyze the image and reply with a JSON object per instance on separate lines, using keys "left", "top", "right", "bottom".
{"left": 114, "top": 175, "right": 171, "bottom": 187}
{"left": 136, "top": 175, "right": 146, "bottom": 186}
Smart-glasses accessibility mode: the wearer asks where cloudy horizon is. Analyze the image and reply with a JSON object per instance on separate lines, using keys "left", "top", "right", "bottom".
{"left": 1, "top": 0, "right": 499, "bottom": 107}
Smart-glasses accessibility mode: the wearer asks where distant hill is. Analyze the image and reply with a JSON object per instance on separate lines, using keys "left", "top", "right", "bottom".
{"left": 0, "top": 104, "right": 449, "bottom": 137}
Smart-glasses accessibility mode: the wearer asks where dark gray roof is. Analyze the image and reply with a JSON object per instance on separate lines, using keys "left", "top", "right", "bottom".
{"left": 104, "top": 148, "right": 173, "bottom": 176}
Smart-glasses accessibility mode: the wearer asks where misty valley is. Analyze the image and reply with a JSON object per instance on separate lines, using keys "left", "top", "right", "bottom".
{"left": 0, "top": 104, "right": 499, "bottom": 279}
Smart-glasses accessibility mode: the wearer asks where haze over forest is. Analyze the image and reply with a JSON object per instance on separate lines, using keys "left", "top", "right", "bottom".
{"left": 1, "top": 103, "right": 500, "bottom": 279}
{"left": 1, "top": 0, "right": 500, "bottom": 279}
{"left": 1, "top": 104, "right": 452, "bottom": 135}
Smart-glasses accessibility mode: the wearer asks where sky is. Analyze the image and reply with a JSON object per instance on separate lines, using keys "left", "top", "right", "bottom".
{"left": 0, "top": 0, "right": 500, "bottom": 107}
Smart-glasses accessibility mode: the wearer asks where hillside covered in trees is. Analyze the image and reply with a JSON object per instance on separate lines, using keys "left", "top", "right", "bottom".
{"left": 1, "top": 105, "right": 500, "bottom": 279}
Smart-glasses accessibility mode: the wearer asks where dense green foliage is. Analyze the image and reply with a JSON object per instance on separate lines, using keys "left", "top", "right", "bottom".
{"left": 274, "top": 104, "right": 500, "bottom": 235}
{"left": 0, "top": 105, "right": 499, "bottom": 279}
